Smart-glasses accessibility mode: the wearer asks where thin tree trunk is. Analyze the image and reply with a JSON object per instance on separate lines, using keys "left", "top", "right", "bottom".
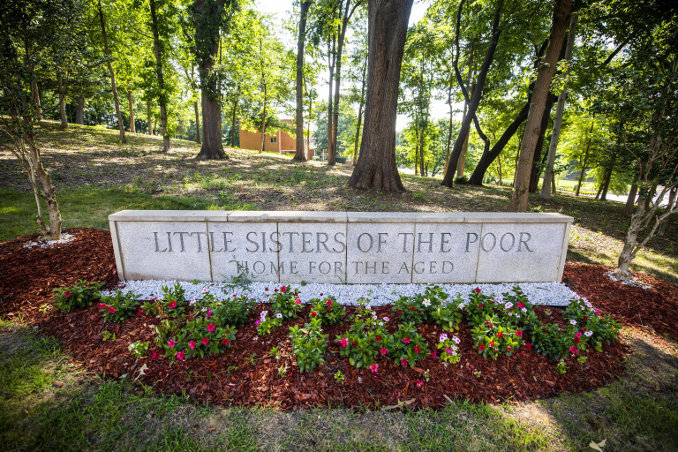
{"left": 294, "top": 0, "right": 311, "bottom": 162}
{"left": 147, "top": 100, "right": 153, "bottom": 135}
{"left": 260, "top": 80, "right": 267, "bottom": 153}
{"left": 457, "top": 82, "right": 474, "bottom": 178}
{"left": 541, "top": 13, "right": 577, "bottom": 200}
{"left": 497, "top": 153, "right": 502, "bottom": 185}
{"left": 528, "top": 93, "right": 556, "bottom": 192}
{"left": 194, "top": 101, "right": 201, "bottom": 143}
{"left": 31, "top": 79, "right": 42, "bottom": 120}
{"left": 75, "top": 97, "right": 84, "bottom": 124}
{"left": 443, "top": 82, "right": 454, "bottom": 175}
{"left": 441, "top": 0, "right": 504, "bottom": 187}
{"left": 353, "top": 60, "right": 367, "bottom": 163}
{"left": 625, "top": 177, "right": 638, "bottom": 216}
{"left": 57, "top": 72, "right": 68, "bottom": 130}
{"left": 128, "top": 90, "right": 136, "bottom": 133}
{"left": 575, "top": 120, "right": 594, "bottom": 196}
{"left": 348, "top": 0, "right": 413, "bottom": 192}
{"left": 600, "top": 163, "right": 614, "bottom": 201}
{"left": 511, "top": 0, "right": 571, "bottom": 211}
{"left": 326, "top": 35, "right": 336, "bottom": 164}
{"left": 150, "top": 0, "right": 170, "bottom": 152}
{"left": 98, "top": 0, "right": 126, "bottom": 143}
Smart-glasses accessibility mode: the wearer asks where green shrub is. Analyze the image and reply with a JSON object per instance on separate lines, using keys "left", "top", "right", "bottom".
{"left": 99, "top": 290, "right": 140, "bottom": 323}
{"left": 52, "top": 280, "right": 103, "bottom": 312}
{"left": 270, "top": 285, "right": 302, "bottom": 319}
{"left": 256, "top": 309, "right": 283, "bottom": 336}
{"left": 289, "top": 317, "right": 328, "bottom": 372}
{"left": 161, "top": 283, "right": 186, "bottom": 318}
{"left": 389, "top": 322, "right": 429, "bottom": 367}
{"left": 309, "top": 296, "right": 346, "bottom": 325}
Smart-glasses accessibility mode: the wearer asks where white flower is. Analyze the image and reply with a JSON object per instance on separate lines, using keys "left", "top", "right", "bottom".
{"left": 201, "top": 307, "right": 208, "bottom": 312}
{"left": 508, "top": 312, "right": 513, "bottom": 316}
{"left": 574, "top": 294, "right": 580, "bottom": 300}
{"left": 383, "top": 317, "right": 389, "bottom": 322}
{"left": 379, "top": 322, "right": 384, "bottom": 326}
{"left": 422, "top": 299, "right": 431, "bottom": 307}
{"left": 189, "top": 299, "right": 197, "bottom": 305}
{"left": 201, "top": 288, "right": 208, "bottom": 293}
{"left": 439, "top": 333, "right": 448, "bottom": 342}
{"left": 496, "top": 297, "right": 504, "bottom": 304}
{"left": 504, "top": 302, "right": 513, "bottom": 309}
{"left": 260, "top": 310, "right": 268, "bottom": 319}
{"left": 585, "top": 301, "right": 593, "bottom": 308}
{"left": 584, "top": 330, "right": 593, "bottom": 337}
{"left": 570, "top": 319, "right": 577, "bottom": 326}
{"left": 521, "top": 307, "right": 527, "bottom": 313}
{"left": 452, "top": 335, "right": 460, "bottom": 344}
{"left": 275, "top": 313, "right": 283, "bottom": 319}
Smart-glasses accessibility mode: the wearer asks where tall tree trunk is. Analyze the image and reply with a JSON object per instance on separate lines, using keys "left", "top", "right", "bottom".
{"left": 575, "top": 119, "right": 594, "bottom": 196}
{"left": 348, "top": 0, "right": 413, "bottom": 192}
{"left": 352, "top": 60, "right": 367, "bottom": 163}
{"left": 97, "top": 0, "right": 126, "bottom": 143}
{"left": 57, "top": 72, "right": 68, "bottom": 130}
{"left": 510, "top": 0, "right": 571, "bottom": 211}
{"left": 541, "top": 12, "right": 577, "bottom": 199}
{"left": 497, "top": 153, "right": 503, "bottom": 185}
{"left": 150, "top": 0, "right": 170, "bottom": 152}
{"left": 31, "top": 79, "right": 42, "bottom": 120}
{"left": 457, "top": 82, "right": 474, "bottom": 178}
{"left": 528, "top": 94, "right": 556, "bottom": 192}
{"left": 419, "top": 121, "right": 426, "bottom": 176}
{"left": 293, "top": 1, "right": 311, "bottom": 162}
{"left": 326, "top": 35, "right": 336, "bottom": 164}
{"left": 147, "top": 100, "right": 154, "bottom": 135}
{"left": 194, "top": 100, "right": 201, "bottom": 143}
{"left": 193, "top": 0, "right": 227, "bottom": 160}
{"left": 75, "top": 97, "right": 84, "bottom": 124}
{"left": 625, "top": 177, "right": 638, "bottom": 216}
{"left": 443, "top": 83, "right": 454, "bottom": 175}
{"left": 600, "top": 163, "right": 614, "bottom": 201}
{"left": 260, "top": 81, "right": 267, "bottom": 153}
{"left": 441, "top": 0, "right": 503, "bottom": 187}
{"left": 128, "top": 90, "right": 136, "bottom": 133}
{"left": 306, "top": 89, "right": 313, "bottom": 160}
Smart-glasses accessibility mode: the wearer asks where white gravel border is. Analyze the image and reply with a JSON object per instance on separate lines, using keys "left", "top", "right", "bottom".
{"left": 23, "top": 233, "right": 75, "bottom": 249}
{"left": 104, "top": 280, "right": 579, "bottom": 307}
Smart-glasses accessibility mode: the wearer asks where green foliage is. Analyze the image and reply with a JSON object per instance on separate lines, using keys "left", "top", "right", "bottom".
{"left": 213, "top": 295, "right": 255, "bottom": 326}
{"left": 289, "top": 317, "right": 328, "bottom": 372}
{"left": 393, "top": 286, "right": 463, "bottom": 331}
{"left": 389, "top": 322, "right": 429, "bottom": 367}
{"left": 161, "top": 283, "right": 186, "bottom": 318}
{"left": 172, "top": 318, "right": 237, "bottom": 360}
{"left": 255, "top": 310, "right": 283, "bottom": 336}
{"left": 436, "top": 333, "right": 462, "bottom": 364}
{"left": 99, "top": 291, "right": 140, "bottom": 323}
{"left": 270, "top": 286, "right": 302, "bottom": 320}
{"left": 52, "top": 281, "right": 103, "bottom": 313}
{"left": 309, "top": 296, "right": 346, "bottom": 326}
{"left": 128, "top": 340, "right": 149, "bottom": 357}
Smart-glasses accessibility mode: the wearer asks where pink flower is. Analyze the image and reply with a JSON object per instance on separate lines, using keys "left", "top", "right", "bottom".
{"left": 98, "top": 303, "right": 105, "bottom": 309}
{"left": 338, "top": 337, "right": 349, "bottom": 348}
{"left": 445, "top": 347, "right": 453, "bottom": 354}
{"left": 151, "top": 352, "right": 158, "bottom": 359}
{"left": 569, "top": 345, "right": 578, "bottom": 355}
{"left": 255, "top": 319, "right": 260, "bottom": 326}
{"left": 474, "top": 288, "right": 481, "bottom": 293}
{"left": 517, "top": 302, "right": 525, "bottom": 309}
{"left": 516, "top": 330, "right": 523, "bottom": 337}
{"left": 176, "top": 351, "right": 185, "bottom": 361}
{"left": 64, "top": 291, "right": 72, "bottom": 298}
{"left": 167, "top": 339, "right": 175, "bottom": 348}
{"left": 401, "top": 358, "right": 408, "bottom": 367}
{"left": 429, "top": 350, "right": 437, "bottom": 359}
{"left": 281, "top": 286, "right": 287, "bottom": 293}
{"left": 379, "top": 348, "right": 388, "bottom": 355}
{"left": 575, "top": 331, "right": 583, "bottom": 339}
{"left": 478, "top": 344, "right": 485, "bottom": 351}
{"left": 402, "top": 337, "right": 411, "bottom": 344}
{"left": 206, "top": 308, "right": 212, "bottom": 319}
{"left": 221, "top": 339, "right": 230, "bottom": 346}
{"left": 202, "top": 338, "right": 209, "bottom": 346}
{"left": 295, "top": 298, "right": 301, "bottom": 305}
{"left": 188, "top": 340, "right": 196, "bottom": 350}
{"left": 369, "top": 363, "right": 379, "bottom": 374}
{"left": 207, "top": 323, "right": 216, "bottom": 332}
{"left": 414, "top": 345, "right": 421, "bottom": 354}
{"left": 108, "top": 307, "right": 116, "bottom": 313}
{"left": 507, "top": 346, "right": 511, "bottom": 352}
{"left": 416, "top": 380, "right": 424, "bottom": 388}
{"left": 168, "top": 301, "right": 177, "bottom": 309}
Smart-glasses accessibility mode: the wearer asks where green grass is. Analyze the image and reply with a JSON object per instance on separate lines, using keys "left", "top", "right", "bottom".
{"left": 1, "top": 322, "right": 676, "bottom": 451}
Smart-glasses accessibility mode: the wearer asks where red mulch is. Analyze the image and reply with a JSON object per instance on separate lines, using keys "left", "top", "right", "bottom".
{"left": 2, "top": 228, "right": 675, "bottom": 410}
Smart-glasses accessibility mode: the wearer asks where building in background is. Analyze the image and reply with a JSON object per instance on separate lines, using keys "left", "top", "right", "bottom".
{"left": 238, "top": 119, "right": 314, "bottom": 158}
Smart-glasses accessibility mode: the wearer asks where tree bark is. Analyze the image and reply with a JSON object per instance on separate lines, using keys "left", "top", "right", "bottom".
{"left": 193, "top": 0, "right": 227, "bottom": 160}
{"left": 75, "top": 97, "right": 84, "bottom": 124}
{"left": 150, "top": 0, "right": 170, "bottom": 152}
{"left": 528, "top": 93, "right": 556, "bottom": 192}
{"left": 441, "top": 0, "right": 504, "bottom": 187}
{"left": 293, "top": 1, "right": 310, "bottom": 162}
{"left": 194, "top": 101, "right": 201, "bottom": 143}
{"left": 348, "top": 0, "right": 413, "bottom": 192}
{"left": 326, "top": 34, "right": 336, "bottom": 164}
{"left": 510, "top": 0, "right": 571, "bottom": 211}
{"left": 625, "top": 178, "right": 638, "bottom": 215}
{"left": 147, "top": 100, "right": 154, "bottom": 135}
{"left": 98, "top": 0, "right": 126, "bottom": 143}
{"left": 127, "top": 90, "right": 136, "bottom": 133}
{"left": 57, "top": 72, "right": 68, "bottom": 130}
{"left": 574, "top": 120, "right": 594, "bottom": 196}
{"left": 353, "top": 66, "right": 366, "bottom": 162}
{"left": 599, "top": 162, "right": 614, "bottom": 201}
{"left": 541, "top": 13, "right": 577, "bottom": 200}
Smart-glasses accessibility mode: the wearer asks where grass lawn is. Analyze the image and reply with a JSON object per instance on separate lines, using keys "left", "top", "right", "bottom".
{"left": 1, "top": 122, "right": 677, "bottom": 451}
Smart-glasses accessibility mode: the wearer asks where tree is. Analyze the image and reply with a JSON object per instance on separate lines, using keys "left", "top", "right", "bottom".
{"left": 293, "top": 1, "right": 311, "bottom": 162}
{"left": 348, "top": 0, "right": 413, "bottom": 192}
{"left": 149, "top": 0, "right": 173, "bottom": 152}
{"left": 190, "top": 0, "right": 239, "bottom": 160}
{"left": 510, "top": 0, "right": 571, "bottom": 211}
{"left": 97, "top": 0, "right": 127, "bottom": 143}
{"left": 0, "top": 0, "right": 66, "bottom": 239}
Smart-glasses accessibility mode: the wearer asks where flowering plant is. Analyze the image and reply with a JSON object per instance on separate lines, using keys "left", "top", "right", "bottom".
{"left": 256, "top": 310, "right": 283, "bottom": 336}
{"left": 99, "top": 290, "right": 141, "bottom": 323}
{"left": 160, "top": 283, "right": 186, "bottom": 318}
{"left": 392, "top": 285, "right": 450, "bottom": 324}
{"left": 309, "top": 296, "right": 346, "bottom": 325}
{"left": 173, "top": 316, "right": 237, "bottom": 360}
{"left": 336, "top": 298, "right": 391, "bottom": 368}
{"left": 430, "top": 294, "right": 464, "bottom": 331}
{"left": 563, "top": 297, "right": 620, "bottom": 351}
{"left": 289, "top": 317, "right": 328, "bottom": 372}
{"left": 270, "top": 286, "right": 302, "bottom": 319}
{"left": 436, "top": 333, "right": 461, "bottom": 364}
{"left": 389, "top": 322, "right": 429, "bottom": 367}
{"left": 128, "top": 340, "right": 149, "bottom": 357}
{"left": 53, "top": 280, "right": 103, "bottom": 312}
{"left": 213, "top": 294, "right": 255, "bottom": 326}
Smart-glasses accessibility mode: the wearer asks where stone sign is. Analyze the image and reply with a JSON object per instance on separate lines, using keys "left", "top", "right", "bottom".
{"left": 109, "top": 211, "right": 573, "bottom": 284}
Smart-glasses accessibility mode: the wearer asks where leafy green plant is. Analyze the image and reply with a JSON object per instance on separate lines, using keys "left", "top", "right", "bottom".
{"left": 98, "top": 291, "right": 140, "bottom": 323}
{"left": 256, "top": 310, "right": 283, "bottom": 336}
{"left": 270, "top": 285, "right": 302, "bottom": 319}
{"left": 436, "top": 333, "right": 461, "bottom": 364}
{"left": 215, "top": 295, "right": 255, "bottom": 326}
{"left": 128, "top": 340, "right": 149, "bottom": 357}
{"left": 336, "top": 298, "right": 391, "bottom": 369}
{"left": 52, "top": 280, "right": 103, "bottom": 312}
{"left": 309, "top": 296, "right": 346, "bottom": 325}
{"left": 102, "top": 331, "right": 116, "bottom": 342}
{"left": 289, "top": 317, "right": 328, "bottom": 372}
{"left": 389, "top": 322, "right": 429, "bottom": 367}
{"left": 173, "top": 317, "right": 237, "bottom": 360}
{"left": 161, "top": 283, "right": 186, "bottom": 318}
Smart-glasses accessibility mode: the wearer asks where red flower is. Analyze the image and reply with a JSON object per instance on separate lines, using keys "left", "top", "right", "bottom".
{"left": 478, "top": 344, "right": 485, "bottom": 351}
{"left": 574, "top": 337, "right": 580, "bottom": 344}
{"left": 416, "top": 380, "right": 424, "bottom": 388}
{"left": 474, "top": 288, "right": 481, "bottom": 293}
{"left": 489, "top": 340, "right": 495, "bottom": 347}
{"left": 202, "top": 338, "right": 209, "bottom": 346}
{"left": 397, "top": 310, "right": 403, "bottom": 315}
{"left": 108, "top": 307, "right": 116, "bottom": 313}
{"left": 352, "top": 341, "right": 358, "bottom": 347}
{"left": 516, "top": 330, "right": 523, "bottom": 337}
{"left": 168, "top": 301, "right": 177, "bottom": 309}
{"left": 98, "top": 303, "right": 105, "bottom": 309}
{"left": 281, "top": 286, "right": 287, "bottom": 293}
{"left": 497, "top": 331, "right": 503, "bottom": 338}
{"left": 221, "top": 339, "right": 230, "bottom": 346}
{"left": 525, "top": 342, "right": 532, "bottom": 351}
{"left": 64, "top": 292, "right": 72, "bottom": 298}
{"left": 517, "top": 302, "right": 525, "bottom": 309}
{"left": 311, "top": 311, "right": 317, "bottom": 317}
{"left": 429, "top": 350, "right": 437, "bottom": 359}
{"left": 327, "top": 306, "right": 332, "bottom": 311}
{"left": 401, "top": 358, "right": 408, "bottom": 367}
{"left": 414, "top": 345, "right": 421, "bottom": 354}
{"left": 478, "top": 304, "right": 483, "bottom": 309}
{"left": 507, "top": 346, "right": 512, "bottom": 352}
{"left": 137, "top": 309, "right": 143, "bottom": 316}
{"left": 582, "top": 316, "right": 588, "bottom": 322}
{"left": 402, "top": 337, "right": 411, "bottom": 344}
{"left": 376, "top": 335, "right": 382, "bottom": 341}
